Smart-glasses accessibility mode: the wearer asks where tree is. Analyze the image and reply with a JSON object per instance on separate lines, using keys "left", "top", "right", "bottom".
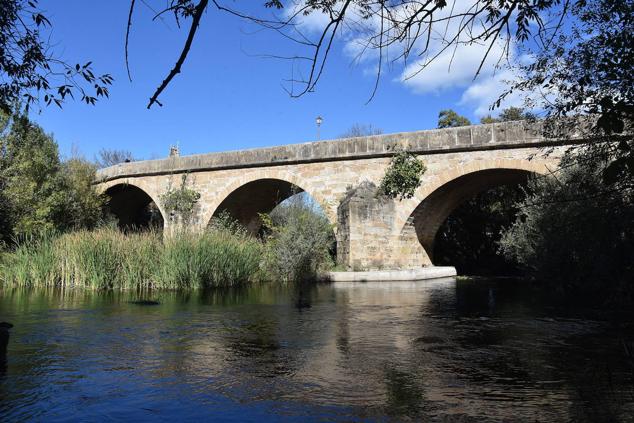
{"left": 0, "top": 112, "right": 12, "bottom": 245}
{"left": 493, "top": 0, "right": 633, "bottom": 296}
{"left": 480, "top": 107, "right": 536, "bottom": 124}
{"left": 125, "top": 1, "right": 578, "bottom": 107}
{"left": 0, "top": 0, "right": 112, "bottom": 112}
{"left": 437, "top": 110, "right": 471, "bottom": 129}
{"left": 479, "top": 116, "right": 498, "bottom": 125}
{"left": 95, "top": 149, "right": 135, "bottom": 168}
{"left": 507, "top": 0, "right": 633, "bottom": 187}
{"left": 339, "top": 123, "right": 383, "bottom": 138}
{"left": 0, "top": 112, "right": 105, "bottom": 243}
{"left": 0, "top": 114, "right": 66, "bottom": 235}
{"left": 499, "top": 107, "right": 535, "bottom": 122}
{"left": 58, "top": 157, "right": 106, "bottom": 230}
{"left": 0, "top": 187, "right": 12, "bottom": 247}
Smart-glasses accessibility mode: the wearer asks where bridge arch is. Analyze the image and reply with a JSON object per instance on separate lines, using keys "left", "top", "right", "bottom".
{"left": 103, "top": 182, "right": 165, "bottom": 231}
{"left": 396, "top": 159, "right": 549, "bottom": 265}
{"left": 204, "top": 175, "right": 333, "bottom": 235}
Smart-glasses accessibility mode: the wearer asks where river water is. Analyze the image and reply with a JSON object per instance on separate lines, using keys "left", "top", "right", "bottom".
{"left": 1, "top": 278, "right": 633, "bottom": 422}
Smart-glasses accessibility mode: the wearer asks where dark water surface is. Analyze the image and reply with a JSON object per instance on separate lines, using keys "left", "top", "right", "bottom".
{"left": 1, "top": 279, "right": 633, "bottom": 422}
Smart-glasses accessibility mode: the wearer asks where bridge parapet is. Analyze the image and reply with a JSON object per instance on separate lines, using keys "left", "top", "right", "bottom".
{"left": 96, "top": 120, "right": 581, "bottom": 182}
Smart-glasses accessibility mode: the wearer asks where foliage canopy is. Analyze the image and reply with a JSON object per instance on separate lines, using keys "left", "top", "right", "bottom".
{"left": 437, "top": 110, "right": 471, "bottom": 128}
{"left": 0, "top": 0, "right": 112, "bottom": 112}
{"left": 0, "top": 112, "right": 104, "bottom": 245}
{"left": 508, "top": 0, "right": 633, "bottom": 186}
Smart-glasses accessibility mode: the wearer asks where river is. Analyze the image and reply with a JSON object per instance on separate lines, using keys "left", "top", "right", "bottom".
{"left": 1, "top": 278, "right": 633, "bottom": 422}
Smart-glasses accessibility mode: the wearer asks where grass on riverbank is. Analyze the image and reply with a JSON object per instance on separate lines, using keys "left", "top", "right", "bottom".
{"left": 0, "top": 228, "right": 263, "bottom": 289}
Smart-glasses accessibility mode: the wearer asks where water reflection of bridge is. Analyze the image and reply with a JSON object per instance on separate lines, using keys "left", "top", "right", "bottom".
{"left": 182, "top": 280, "right": 576, "bottom": 420}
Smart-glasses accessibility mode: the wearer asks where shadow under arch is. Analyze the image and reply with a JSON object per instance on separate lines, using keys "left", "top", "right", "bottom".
{"left": 104, "top": 183, "right": 165, "bottom": 231}
{"left": 402, "top": 168, "right": 539, "bottom": 264}
{"left": 208, "top": 178, "right": 328, "bottom": 235}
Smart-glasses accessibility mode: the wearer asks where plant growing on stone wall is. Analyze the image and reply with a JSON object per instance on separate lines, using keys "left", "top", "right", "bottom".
{"left": 160, "top": 174, "right": 201, "bottom": 225}
{"left": 379, "top": 149, "right": 426, "bottom": 200}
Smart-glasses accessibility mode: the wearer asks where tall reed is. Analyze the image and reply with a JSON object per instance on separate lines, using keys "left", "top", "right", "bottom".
{"left": 0, "top": 233, "right": 57, "bottom": 287}
{"left": 156, "top": 230, "right": 262, "bottom": 289}
{"left": 0, "top": 227, "right": 262, "bottom": 289}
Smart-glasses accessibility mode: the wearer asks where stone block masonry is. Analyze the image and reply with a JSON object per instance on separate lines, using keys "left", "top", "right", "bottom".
{"left": 96, "top": 120, "right": 580, "bottom": 270}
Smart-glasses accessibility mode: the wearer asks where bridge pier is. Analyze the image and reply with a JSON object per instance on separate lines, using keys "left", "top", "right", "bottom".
{"left": 337, "top": 181, "right": 431, "bottom": 271}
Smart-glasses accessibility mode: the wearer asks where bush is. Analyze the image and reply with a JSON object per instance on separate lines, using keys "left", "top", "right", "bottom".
{"left": 208, "top": 210, "right": 249, "bottom": 237}
{"left": 260, "top": 196, "right": 335, "bottom": 283}
{"left": 379, "top": 150, "right": 426, "bottom": 200}
{"left": 499, "top": 150, "right": 634, "bottom": 302}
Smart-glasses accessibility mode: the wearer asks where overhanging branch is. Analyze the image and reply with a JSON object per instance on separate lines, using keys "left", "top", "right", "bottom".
{"left": 147, "top": 0, "right": 209, "bottom": 109}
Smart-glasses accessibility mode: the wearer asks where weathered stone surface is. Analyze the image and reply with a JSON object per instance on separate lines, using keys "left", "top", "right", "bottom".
{"left": 96, "top": 120, "right": 577, "bottom": 271}
{"left": 337, "top": 182, "right": 399, "bottom": 270}
{"left": 471, "top": 125, "right": 493, "bottom": 145}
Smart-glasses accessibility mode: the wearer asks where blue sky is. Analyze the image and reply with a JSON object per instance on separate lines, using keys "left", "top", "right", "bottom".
{"left": 32, "top": 1, "right": 524, "bottom": 160}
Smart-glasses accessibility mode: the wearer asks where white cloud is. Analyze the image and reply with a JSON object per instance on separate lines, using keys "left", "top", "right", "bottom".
{"left": 285, "top": 2, "right": 332, "bottom": 33}
{"left": 284, "top": 1, "right": 531, "bottom": 116}
{"left": 459, "top": 68, "right": 526, "bottom": 117}
{"left": 398, "top": 41, "right": 507, "bottom": 95}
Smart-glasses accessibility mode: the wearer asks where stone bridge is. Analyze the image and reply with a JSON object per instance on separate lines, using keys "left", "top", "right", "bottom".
{"left": 96, "top": 120, "right": 580, "bottom": 271}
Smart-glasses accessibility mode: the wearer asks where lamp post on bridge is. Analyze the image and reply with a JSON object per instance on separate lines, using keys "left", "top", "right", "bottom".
{"left": 316, "top": 115, "right": 323, "bottom": 140}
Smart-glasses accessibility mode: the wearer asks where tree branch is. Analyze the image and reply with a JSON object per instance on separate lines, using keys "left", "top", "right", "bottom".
{"left": 125, "top": 0, "right": 136, "bottom": 82}
{"left": 147, "top": 0, "right": 209, "bottom": 109}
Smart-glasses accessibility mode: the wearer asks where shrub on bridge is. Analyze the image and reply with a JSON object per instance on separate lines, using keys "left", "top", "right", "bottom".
{"left": 379, "top": 150, "right": 426, "bottom": 200}
{"left": 160, "top": 174, "right": 201, "bottom": 226}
